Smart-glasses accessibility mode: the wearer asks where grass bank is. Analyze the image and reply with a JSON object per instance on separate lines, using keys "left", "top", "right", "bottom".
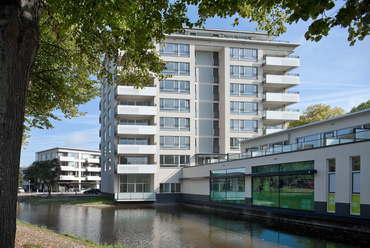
{"left": 16, "top": 221, "right": 127, "bottom": 248}
{"left": 19, "top": 195, "right": 115, "bottom": 206}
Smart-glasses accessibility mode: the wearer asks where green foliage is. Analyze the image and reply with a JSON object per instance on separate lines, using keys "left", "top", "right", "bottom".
{"left": 288, "top": 104, "right": 347, "bottom": 128}
{"left": 350, "top": 99, "right": 370, "bottom": 113}
{"left": 25, "top": 196, "right": 114, "bottom": 205}
{"left": 22, "top": 243, "right": 44, "bottom": 248}
{"left": 23, "top": 159, "right": 62, "bottom": 196}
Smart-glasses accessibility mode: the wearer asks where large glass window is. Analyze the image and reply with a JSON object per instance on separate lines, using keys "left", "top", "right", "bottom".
{"left": 230, "top": 48, "right": 257, "bottom": 61}
{"left": 160, "top": 155, "right": 190, "bottom": 167}
{"left": 160, "top": 117, "right": 190, "bottom": 131}
{"left": 230, "top": 138, "right": 248, "bottom": 150}
{"left": 160, "top": 183, "right": 181, "bottom": 193}
{"left": 119, "top": 100, "right": 150, "bottom": 106}
{"left": 160, "top": 80, "right": 190, "bottom": 93}
{"left": 162, "top": 62, "right": 190, "bottom": 75}
{"left": 210, "top": 168, "right": 245, "bottom": 204}
{"left": 160, "top": 43, "right": 189, "bottom": 57}
{"left": 160, "top": 136, "right": 190, "bottom": 150}
{"left": 327, "top": 159, "right": 336, "bottom": 213}
{"left": 120, "top": 119, "right": 149, "bottom": 125}
{"left": 160, "top": 99, "right": 190, "bottom": 112}
{"left": 230, "top": 84, "right": 258, "bottom": 97}
{"left": 230, "top": 102, "right": 258, "bottom": 114}
{"left": 230, "top": 65, "right": 258, "bottom": 79}
{"left": 230, "top": 119, "right": 258, "bottom": 132}
{"left": 119, "top": 175, "right": 150, "bottom": 193}
{"left": 119, "top": 156, "right": 149, "bottom": 165}
{"left": 120, "top": 137, "right": 150, "bottom": 145}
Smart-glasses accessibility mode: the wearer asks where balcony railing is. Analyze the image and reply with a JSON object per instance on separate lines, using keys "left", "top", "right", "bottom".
{"left": 115, "top": 192, "right": 156, "bottom": 201}
{"left": 195, "top": 130, "right": 370, "bottom": 165}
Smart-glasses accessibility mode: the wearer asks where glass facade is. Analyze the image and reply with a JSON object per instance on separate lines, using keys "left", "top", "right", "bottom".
{"left": 210, "top": 168, "right": 245, "bottom": 204}
{"left": 252, "top": 161, "right": 315, "bottom": 211}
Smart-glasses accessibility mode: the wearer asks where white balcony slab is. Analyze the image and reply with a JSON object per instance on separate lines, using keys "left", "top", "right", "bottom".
{"left": 116, "top": 85, "right": 157, "bottom": 97}
{"left": 86, "top": 158, "right": 100, "bottom": 164}
{"left": 116, "top": 144, "right": 157, "bottom": 154}
{"left": 85, "top": 167, "right": 101, "bottom": 172}
{"left": 86, "top": 176, "right": 101, "bottom": 181}
{"left": 59, "top": 175, "right": 78, "bottom": 180}
{"left": 263, "top": 56, "right": 299, "bottom": 72}
{"left": 264, "top": 93, "right": 300, "bottom": 106}
{"left": 264, "top": 74, "right": 300, "bottom": 89}
{"left": 60, "top": 166, "right": 79, "bottom": 171}
{"left": 59, "top": 156, "right": 77, "bottom": 162}
{"left": 116, "top": 125, "right": 157, "bottom": 135}
{"left": 117, "top": 164, "right": 157, "bottom": 174}
{"left": 116, "top": 105, "right": 157, "bottom": 116}
{"left": 263, "top": 110, "right": 299, "bottom": 124}
{"left": 265, "top": 129, "right": 284, "bottom": 135}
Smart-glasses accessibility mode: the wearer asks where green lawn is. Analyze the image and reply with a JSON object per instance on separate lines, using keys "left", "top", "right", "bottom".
{"left": 22, "top": 196, "right": 114, "bottom": 206}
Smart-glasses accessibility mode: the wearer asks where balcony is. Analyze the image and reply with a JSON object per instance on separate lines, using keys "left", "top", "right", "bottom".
{"left": 115, "top": 192, "right": 156, "bottom": 202}
{"left": 263, "top": 55, "right": 299, "bottom": 72}
{"left": 263, "top": 92, "right": 300, "bottom": 107}
{"left": 116, "top": 125, "right": 157, "bottom": 135}
{"left": 263, "top": 110, "right": 299, "bottom": 124}
{"left": 60, "top": 166, "right": 79, "bottom": 171}
{"left": 86, "top": 157, "right": 99, "bottom": 164}
{"left": 115, "top": 105, "right": 157, "bottom": 117}
{"left": 263, "top": 74, "right": 300, "bottom": 89}
{"left": 85, "top": 176, "right": 101, "bottom": 181}
{"left": 59, "top": 175, "right": 78, "bottom": 180}
{"left": 85, "top": 167, "right": 101, "bottom": 172}
{"left": 116, "top": 164, "right": 157, "bottom": 174}
{"left": 115, "top": 144, "right": 157, "bottom": 154}
{"left": 59, "top": 156, "right": 78, "bottom": 162}
{"left": 115, "top": 85, "right": 156, "bottom": 99}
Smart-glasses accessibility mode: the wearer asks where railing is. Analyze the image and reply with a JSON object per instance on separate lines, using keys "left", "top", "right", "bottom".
{"left": 195, "top": 130, "right": 370, "bottom": 165}
{"left": 115, "top": 192, "right": 156, "bottom": 201}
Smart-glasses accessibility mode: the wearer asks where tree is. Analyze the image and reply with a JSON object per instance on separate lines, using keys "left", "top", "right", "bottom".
{"left": 0, "top": 0, "right": 368, "bottom": 246}
{"left": 23, "top": 159, "right": 61, "bottom": 197}
{"left": 350, "top": 100, "right": 370, "bottom": 113}
{"left": 288, "top": 104, "right": 347, "bottom": 128}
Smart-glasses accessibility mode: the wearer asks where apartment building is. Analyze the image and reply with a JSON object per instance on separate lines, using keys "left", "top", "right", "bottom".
{"left": 100, "top": 28, "right": 300, "bottom": 202}
{"left": 33, "top": 147, "right": 101, "bottom": 192}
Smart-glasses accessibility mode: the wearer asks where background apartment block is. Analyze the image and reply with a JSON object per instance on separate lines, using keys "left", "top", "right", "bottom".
{"left": 100, "top": 28, "right": 300, "bottom": 201}
{"left": 30, "top": 147, "right": 101, "bottom": 192}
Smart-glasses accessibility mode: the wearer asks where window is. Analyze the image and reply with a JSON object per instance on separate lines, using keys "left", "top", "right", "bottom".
{"left": 103, "top": 100, "right": 106, "bottom": 110}
{"left": 108, "top": 141, "right": 112, "bottom": 154}
{"left": 160, "top": 155, "right": 190, "bottom": 167}
{"left": 160, "top": 99, "right": 190, "bottom": 112}
{"left": 351, "top": 156, "right": 361, "bottom": 215}
{"left": 230, "top": 138, "right": 248, "bottom": 150}
{"left": 108, "top": 124, "right": 112, "bottom": 136}
{"left": 211, "top": 168, "right": 245, "bottom": 204}
{"left": 160, "top": 43, "right": 189, "bottom": 57}
{"left": 108, "top": 108, "right": 112, "bottom": 119}
{"left": 119, "top": 100, "right": 150, "bottom": 106}
{"left": 160, "top": 80, "right": 190, "bottom": 94}
{"left": 120, "top": 137, "right": 150, "bottom": 145}
{"left": 108, "top": 158, "right": 111, "bottom": 170}
{"left": 230, "top": 102, "right": 258, "bottom": 115}
{"left": 230, "top": 65, "right": 258, "bottom": 79}
{"left": 160, "top": 183, "right": 181, "bottom": 193}
{"left": 119, "top": 175, "right": 150, "bottom": 193}
{"left": 103, "top": 130, "right": 107, "bottom": 141}
{"left": 230, "top": 48, "right": 257, "bottom": 61}
{"left": 103, "top": 160, "right": 106, "bottom": 172}
{"left": 108, "top": 91, "right": 111, "bottom": 101}
{"left": 162, "top": 62, "right": 190, "bottom": 75}
{"left": 160, "top": 117, "right": 190, "bottom": 131}
{"left": 103, "top": 115, "right": 107, "bottom": 126}
{"left": 120, "top": 119, "right": 149, "bottom": 125}
{"left": 119, "top": 156, "right": 149, "bottom": 165}
{"left": 230, "top": 120, "right": 258, "bottom": 132}
{"left": 160, "top": 136, "right": 190, "bottom": 149}
{"left": 327, "top": 159, "right": 336, "bottom": 213}
{"left": 230, "top": 84, "right": 258, "bottom": 97}
{"left": 103, "top": 146, "right": 106, "bottom": 156}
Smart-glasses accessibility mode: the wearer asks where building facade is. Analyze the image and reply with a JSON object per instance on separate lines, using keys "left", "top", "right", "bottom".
{"left": 181, "top": 109, "right": 370, "bottom": 222}
{"left": 100, "top": 28, "right": 300, "bottom": 202}
{"left": 32, "top": 147, "right": 101, "bottom": 192}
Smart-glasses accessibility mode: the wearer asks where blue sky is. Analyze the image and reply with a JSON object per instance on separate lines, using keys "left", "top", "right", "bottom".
{"left": 20, "top": 7, "right": 370, "bottom": 167}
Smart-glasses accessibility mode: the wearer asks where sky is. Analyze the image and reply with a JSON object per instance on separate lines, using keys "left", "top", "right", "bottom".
{"left": 20, "top": 5, "right": 370, "bottom": 167}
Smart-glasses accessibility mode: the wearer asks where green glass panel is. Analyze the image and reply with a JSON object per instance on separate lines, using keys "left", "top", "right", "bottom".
{"left": 280, "top": 161, "right": 314, "bottom": 172}
{"left": 351, "top": 195, "right": 360, "bottom": 215}
{"left": 328, "top": 194, "right": 335, "bottom": 212}
{"left": 252, "top": 192, "right": 279, "bottom": 207}
{"left": 252, "top": 164, "right": 278, "bottom": 174}
{"left": 279, "top": 193, "right": 314, "bottom": 211}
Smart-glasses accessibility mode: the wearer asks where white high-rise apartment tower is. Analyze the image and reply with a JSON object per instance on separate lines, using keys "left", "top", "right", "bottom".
{"left": 100, "top": 28, "right": 300, "bottom": 202}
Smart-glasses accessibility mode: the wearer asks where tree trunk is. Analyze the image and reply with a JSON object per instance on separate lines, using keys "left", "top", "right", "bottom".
{"left": 0, "top": 1, "right": 41, "bottom": 247}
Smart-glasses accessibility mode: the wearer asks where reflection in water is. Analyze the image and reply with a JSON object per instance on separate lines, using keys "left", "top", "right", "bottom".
{"left": 17, "top": 203, "right": 368, "bottom": 248}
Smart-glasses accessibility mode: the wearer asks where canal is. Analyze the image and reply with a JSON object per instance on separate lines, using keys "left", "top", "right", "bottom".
{"left": 17, "top": 203, "right": 369, "bottom": 247}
